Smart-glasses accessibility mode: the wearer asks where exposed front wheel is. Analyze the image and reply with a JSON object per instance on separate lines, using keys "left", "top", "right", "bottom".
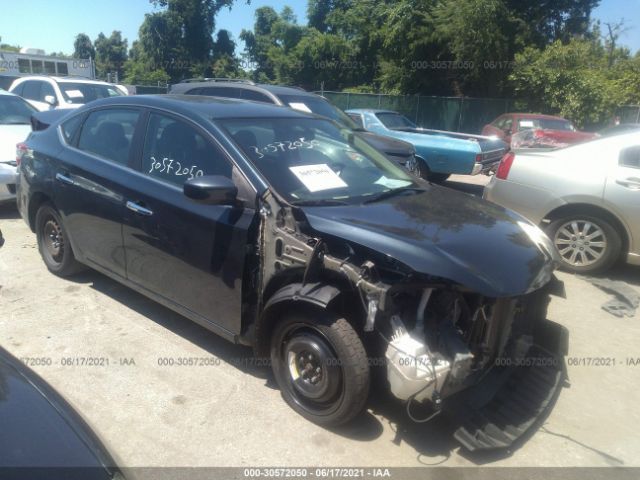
{"left": 270, "top": 310, "right": 370, "bottom": 426}
{"left": 547, "top": 215, "right": 621, "bottom": 274}
{"left": 35, "top": 203, "right": 84, "bottom": 277}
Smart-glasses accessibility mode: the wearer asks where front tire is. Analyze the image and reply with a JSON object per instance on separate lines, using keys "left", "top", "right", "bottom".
{"left": 547, "top": 215, "right": 621, "bottom": 274}
{"left": 35, "top": 203, "right": 84, "bottom": 277}
{"left": 270, "top": 310, "right": 370, "bottom": 427}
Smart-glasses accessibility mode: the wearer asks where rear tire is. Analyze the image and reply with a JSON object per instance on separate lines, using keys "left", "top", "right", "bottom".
{"left": 547, "top": 215, "right": 621, "bottom": 274}
{"left": 35, "top": 203, "right": 84, "bottom": 277}
{"left": 270, "top": 310, "right": 370, "bottom": 427}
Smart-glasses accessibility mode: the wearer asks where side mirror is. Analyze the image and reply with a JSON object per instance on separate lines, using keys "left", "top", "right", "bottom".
{"left": 184, "top": 175, "right": 238, "bottom": 205}
{"left": 44, "top": 95, "right": 57, "bottom": 107}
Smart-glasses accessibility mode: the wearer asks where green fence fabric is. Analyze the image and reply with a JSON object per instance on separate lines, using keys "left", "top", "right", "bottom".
{"left": 319, "top": 91, "right": 528, "bottom": 134}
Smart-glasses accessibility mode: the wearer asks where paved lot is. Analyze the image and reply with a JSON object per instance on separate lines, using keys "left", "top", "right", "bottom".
{"left": 1, "top": 176, "right": 639, "bottom": 468}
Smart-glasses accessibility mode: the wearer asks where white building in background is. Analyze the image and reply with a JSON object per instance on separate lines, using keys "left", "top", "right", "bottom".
{"left": 0, "top": 49, "right": 95, "bottom": 89}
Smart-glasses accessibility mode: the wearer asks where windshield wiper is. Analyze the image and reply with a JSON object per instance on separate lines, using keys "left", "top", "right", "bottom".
{"left": 290, "top": 198, "right": 349, "bottom": 207}
{"left": 362, "top": 187, "right": 424, "bottom": 204}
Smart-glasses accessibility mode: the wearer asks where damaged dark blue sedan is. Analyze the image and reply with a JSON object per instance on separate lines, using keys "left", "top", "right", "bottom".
{"left": 16, "top": 95, "right": 568, "bottom": 451}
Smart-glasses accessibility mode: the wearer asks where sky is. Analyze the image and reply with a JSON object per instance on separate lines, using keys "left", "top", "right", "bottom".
{"left": 0, "top": 0, "right": 638, "bottom": 56}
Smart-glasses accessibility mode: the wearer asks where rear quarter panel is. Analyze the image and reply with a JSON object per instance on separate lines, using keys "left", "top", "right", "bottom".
{"left": 486, "top": 142, "right": 609, "bottom": 224}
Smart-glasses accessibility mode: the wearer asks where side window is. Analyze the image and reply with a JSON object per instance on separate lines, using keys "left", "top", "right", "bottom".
{"left": 11, "top": 82, "right": 24, "bottom": 96}
{"left": 185, "top": 88, "right": 202, "bottom": 95}
{"left": 502, "top": 117, "right": 513, "bottom": 132}
{"left": 241, "top": 89, "right": 272, "bottom": 103}
{"left": 199, "top": 86, "right": 241, "bottom": 99}
{"left": 77, "top": 108, "right": 140, "bottom": 165}
{"left": 348, "top": 114, "right": 364, "bottom": 128}
{"left": 40, "top": 82, "right": 56, "bottom": 102}
{"left": 22, "top": 81, "right": 41, "bottom": 101}
{"left": 493, "top": 116, "right": 505, "bottom": 128}
{"left": 60, "top": 114, "right": 84, "bottom": 145}
{"left": 620, "top": 146, "right": 640, "bottom": 169}
{"left": 142, "top": 113, "right": 232, "bottom": 186}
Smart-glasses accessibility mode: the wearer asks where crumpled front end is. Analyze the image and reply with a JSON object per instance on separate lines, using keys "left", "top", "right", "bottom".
{"left": 377, "top": 280, "right": 567, "bottom": 450}
{"left": 252, "top": 188, "right": 567, "bottom": 450}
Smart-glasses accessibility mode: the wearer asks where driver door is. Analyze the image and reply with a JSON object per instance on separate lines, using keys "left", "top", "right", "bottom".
{"left": 121, "top": 111, "right": 256, "bottom": 337}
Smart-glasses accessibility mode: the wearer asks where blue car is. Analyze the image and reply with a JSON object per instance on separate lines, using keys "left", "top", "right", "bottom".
{"left": 346, "top": 109, "right": 508, "bottom": 182}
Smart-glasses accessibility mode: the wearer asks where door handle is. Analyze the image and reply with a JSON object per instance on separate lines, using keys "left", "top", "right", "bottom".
{"left": 126, "top": 201, "right": 154, "bottom": 216}
{"left": 616, "top": 177, "right": 640, "bottom": 189}
{"left": 55, "top": 173, "right": 75, "bottom": 186}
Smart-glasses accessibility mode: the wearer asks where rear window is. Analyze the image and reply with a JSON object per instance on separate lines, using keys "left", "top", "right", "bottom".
{"left": 518, "top": 118, "right": 575, "bottom": 131}
{"left": 0, "top": 95, "right": 37, "bottom": 125}
{"left": 620, "top": 146, "right": 640, "bottom": 169}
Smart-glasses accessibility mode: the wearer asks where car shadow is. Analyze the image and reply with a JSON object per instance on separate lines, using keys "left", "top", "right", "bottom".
{"left": 0, "top": 203, "right": 20, "bottom": 220}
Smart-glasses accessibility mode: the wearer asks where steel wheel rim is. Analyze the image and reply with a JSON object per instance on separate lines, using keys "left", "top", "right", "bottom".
{"left": 43, "top": 218, "right": 64, "bottom": 263}
{"left": 554, "top": 220, "right": 607, "bottom": 267}
{"left": 279, "top": 325, "right": 344, "bottom": 416}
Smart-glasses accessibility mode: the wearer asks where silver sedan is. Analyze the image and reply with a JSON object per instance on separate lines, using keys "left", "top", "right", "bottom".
{"left": 484, "top": 132, "right": 640, "bottom": 273}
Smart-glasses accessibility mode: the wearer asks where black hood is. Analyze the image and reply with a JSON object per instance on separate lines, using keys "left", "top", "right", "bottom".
{"left": 356, "top": 131, "right": 414, "bottom": 157}
{"left": 302, "top": 186, "right": 557, "bottom": 298}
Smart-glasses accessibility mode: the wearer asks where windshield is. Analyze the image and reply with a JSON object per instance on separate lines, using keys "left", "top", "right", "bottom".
{"left": 0, "top": 95, "right": 37, "bottom": 124}
{"left": 375, "top": 112, "right": 417, "bottom": 129}
{"left": 219, "top": 117, "right": 416, "bottom": 204}
{"left": 518, "top": 118, "right": 575, "bottom": 131}
{"left": 278, "top": 94, "right": 359, "bottom": 130}
{"left": 59, "top": 82, "right": 123, "bottom": 105}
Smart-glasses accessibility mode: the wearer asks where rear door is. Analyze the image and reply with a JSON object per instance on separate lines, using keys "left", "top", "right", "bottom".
{"left": 54, "top": 107, "right": 143, "bottom": 277}
{"left": 121, "top": 110, "right": 256, "bottom": 337}
{"left": 605, "top": 144, "right": 640, "bottom": 259}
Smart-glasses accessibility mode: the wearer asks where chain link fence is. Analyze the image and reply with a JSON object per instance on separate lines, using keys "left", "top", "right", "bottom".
{"left": 318, "top": 91, "right": 530, "bottom": 134}
{"left": 616, "top": 105, "right": 640, "bottom": 124}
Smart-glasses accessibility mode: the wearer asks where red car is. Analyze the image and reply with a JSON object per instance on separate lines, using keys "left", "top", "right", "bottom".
{"left": 482, "top": 113, "right": 596, "bottom": 148}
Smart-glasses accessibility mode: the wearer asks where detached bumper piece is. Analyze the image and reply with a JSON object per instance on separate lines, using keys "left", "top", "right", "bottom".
{"left": 453, "top": 345, "right": 565, "bottom": 451}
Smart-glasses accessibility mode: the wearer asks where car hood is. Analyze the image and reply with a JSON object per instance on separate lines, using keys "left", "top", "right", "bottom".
{"left": 355, "top": 131, "right": 414, "bottom": 156}
{"left": 0, "top": 124, "right": 31, "bottom": 163}
{"left": 302, "top": 186, "right": 557, "bottom": 297}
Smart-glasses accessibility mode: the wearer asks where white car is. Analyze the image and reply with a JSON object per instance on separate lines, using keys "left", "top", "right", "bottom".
{"left": 0, "top": 90, "right": 35, "bottom": 203}
{"left": 484, "top": 132, "right": 640, "bottom": 273}
{"left": 8, "top": 76, "right": 124, "bottom": 111}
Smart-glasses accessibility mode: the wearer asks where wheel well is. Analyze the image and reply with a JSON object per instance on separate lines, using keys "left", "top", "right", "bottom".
{"left": 253, "top": 283, "right": 363, "bottom": 360}
{"left": 28, "top": 192, "right": 52, "bottom": 232}
{"left": 543, "top": 203, "right": 629, "bottom": 253}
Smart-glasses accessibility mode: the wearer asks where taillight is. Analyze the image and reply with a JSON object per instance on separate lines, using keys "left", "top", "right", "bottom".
{"left": 496, "top": 151, "right": 515, "bottom": 180}
{"left": 16, "top": 142, "right": 28, "bottom": 166}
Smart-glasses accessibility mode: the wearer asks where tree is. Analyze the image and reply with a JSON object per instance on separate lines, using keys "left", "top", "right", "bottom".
{"left": 509, "top": 36, "right": 624, "bottom": 128}
{"left": 94, "top": 31, "right": 128, "bottom": 80}
{"left": 73, "top": 33, "right": 95, "bottom": 59}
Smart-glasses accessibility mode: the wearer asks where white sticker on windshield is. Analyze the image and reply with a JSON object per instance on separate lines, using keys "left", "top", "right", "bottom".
{"left": 288, "top": 102, "right": 312, "bottom": 113}
{"left": 289, "top": 164, "right": 348, "bottom": 192}
{"left": 519, "top": 120, "right": 534, "bottom": 128}
{"left": 375, "top": 176, "right": 412, "bottom": 189}
{"left": 65, "top": 89, "right": 84, "bottom": 99}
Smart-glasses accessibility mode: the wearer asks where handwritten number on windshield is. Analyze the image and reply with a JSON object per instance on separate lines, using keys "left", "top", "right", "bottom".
{"left": 249, "top": 137, "right": 320, "bottom": 159}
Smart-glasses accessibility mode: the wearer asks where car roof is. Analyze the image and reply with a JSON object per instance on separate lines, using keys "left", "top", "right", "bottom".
{"left": 345, "top": 109, "right": 398, "bottom": 115}
{"left": 83, "top": 94, "right": 320, "bottom": 120}
{"left": 506, "top": 113, "right": 570, "bottom": 121}
{"left": 13, "top": 76, "right": 114, "bottom": 86}
{"left": 171, "top": 80, "right": 314, "bottom": 98}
